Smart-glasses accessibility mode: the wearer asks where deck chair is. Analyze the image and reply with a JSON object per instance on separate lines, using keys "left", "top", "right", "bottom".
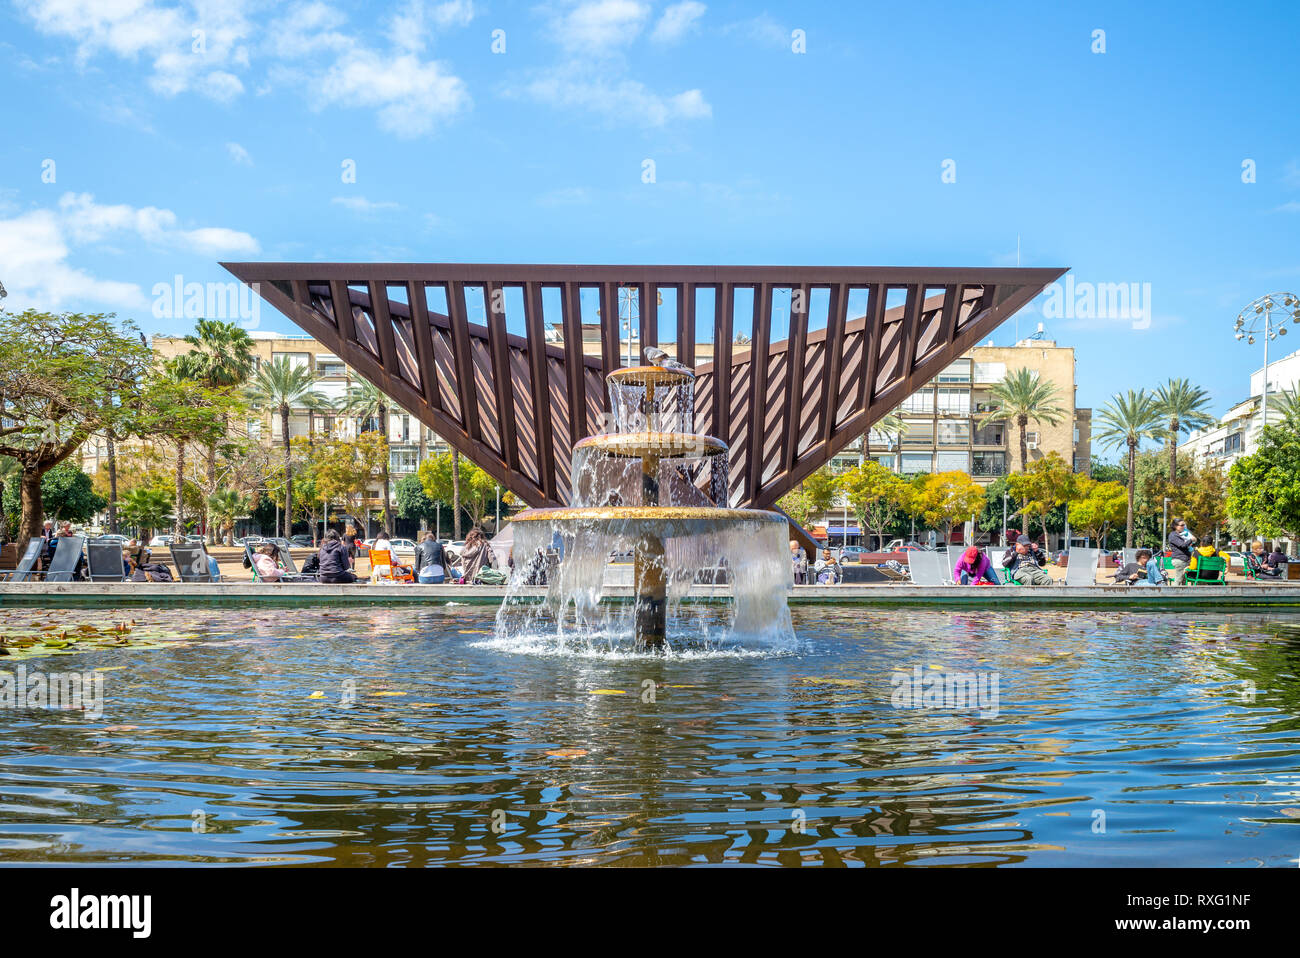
{"left": 269, "top": 538, "right": 316, "bottom": 580}
{"left": 0, "top": 539, "right": 44, "bottom": 582}
{"left": 170, "top": 544, "right": 213, "bottom": 583}
{"left": 86, "top": 540, "right": 126, "bottom": 582}
{"left": 1188, "top": 554, "right": 1227, "bottom": 585}
{"left": 41, "top": 535, "right": 86, "bottom": 583}
{"left": 907, "top": 551, "right": 951, "bottom": 586}
{"left": 946, "top": 545, "right": 966, "bottom": 578}
{"left": 1121, "top": 548, "right": 1139, "bottom": 568}
{"left": 1063, "top": 548, "right": 1100, "bottom": 587}
{"left": 368, "top": 548, "right": 414, "bottom": 583}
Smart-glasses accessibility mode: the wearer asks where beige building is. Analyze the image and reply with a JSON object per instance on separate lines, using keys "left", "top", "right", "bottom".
{"left": 832, "top": 337, "right": 1090, "bottom": 483}
{"left": 80, "top": 330, "right": 451, "bottom": 509}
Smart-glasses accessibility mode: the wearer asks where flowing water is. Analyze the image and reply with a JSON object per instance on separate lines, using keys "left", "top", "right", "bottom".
{"left": 1, "top": 604, "right": 1299, "bottom": 866}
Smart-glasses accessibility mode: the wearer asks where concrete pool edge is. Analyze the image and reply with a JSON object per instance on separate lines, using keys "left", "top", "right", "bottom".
{"left": 4, "top": 581, "right": 1300, "bottom": 610}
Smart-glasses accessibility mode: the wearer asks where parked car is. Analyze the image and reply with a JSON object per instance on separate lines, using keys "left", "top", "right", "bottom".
{"left": 93, "top": 534, "right": 130, "bottom": 543}
{"left": 838, "top": 545, "right": 869, "bottom": 563}
{"left": 363, "top": 537, "right": 418, "bottom": 559}
{"left": 149, "top": 535, "right": 177, "bottom": 547}
{"left": 1224, "top": 551, "right": 1246, "bottom": 572}
{"left": 289, "top": 535, "right": 314, "bottom": 547}
{"left": 234, "top": 536, "right": 265, "bottom": 547}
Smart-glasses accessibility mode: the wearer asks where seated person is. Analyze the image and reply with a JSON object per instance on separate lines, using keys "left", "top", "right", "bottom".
{"left": 1113, "top": 549, "right": 1154, "bottom": 585}
{"left": 316, "top": 529, "right": 357, "bottom": 584}
{"left": 813, "top": 549, "right": 842, "bottom": 585}
{"left": 1267, "top": 546, "right": 1288, "bottom": 570}
{"left": 1145, "top": 551, "right": 1167, "bottom": 585}
{"left": 1002, "top": 535, "right": 1052, "bottom": 585}
{"left": 252, "top": 544, "right": 284, "bottom": 581}
{"left": 1187, "top": 535, "right": 1225, "bottom": 576}
{"left": 953, "top": 546, "right": 999, "bottom": 585}
{"left": 1246, "top": 541, "right": 1280, "bottom": 579}
{"left": 126, "top": 553, "right": 173, "bottom": 582}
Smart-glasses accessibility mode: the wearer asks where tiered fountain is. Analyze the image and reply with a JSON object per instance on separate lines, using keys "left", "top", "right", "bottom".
{"left": 498, "top": 352, "right": 794, "bottom": 653}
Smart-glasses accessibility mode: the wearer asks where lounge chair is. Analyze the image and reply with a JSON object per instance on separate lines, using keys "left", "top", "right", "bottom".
{"left": 368, "top": 548, "right": 413, "bottom": 583}
{"left": 1063, "top": 548, "right": 1101, "bottom": 587}
{"left": 87, "top": 540, "right": 126, "bottom": 582}
{"left": 907, "top": 550, "right": 951, "bottom": 586}
{"left": 1188, "top": 554, "right": 1227, "bottom": 585}
{"left": 170, "top": 544, "right": 213, "bottom": 583}
{"left": 40, "top": 536, "right": 87, "bottom": 583}
{"left": 0, "top": 539, "right": 44, "bottom": 582}
{"left": 269, "top": 538, "right": 317, "bottom": 580}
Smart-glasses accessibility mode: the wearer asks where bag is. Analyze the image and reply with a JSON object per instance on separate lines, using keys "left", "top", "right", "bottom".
{"left": 475, "top": 566, "right": 508, "bottom": 585}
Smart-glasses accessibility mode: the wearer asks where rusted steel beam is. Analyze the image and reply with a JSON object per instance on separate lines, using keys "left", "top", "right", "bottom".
{"left": 783, "top": 282, "right": 809, "bottom": 474}
{"left": 820, "top": 282, "right": 848, "bottom": 446}
{"left": 446, "top": 280, "right": 480, "bottom": 442}
{"left": 713, "top": 283, "right": 734, "bottom": 446}
{"left": 523, "top": 281, "right": 557, "bottom": 501}
{"left": 406, "top": 281, "right": 441, "bottom": 412}
{"left": 746, "top": 282, "right": 773, "bottom": 499}
{"left": 485, "top": 281, "right": 519, "bottom": 472}
{"left": 560, "top": 282, "right": 588, "bottom": 446}
{"left": 677, "top": 282, "right": 696, "bottom": 368}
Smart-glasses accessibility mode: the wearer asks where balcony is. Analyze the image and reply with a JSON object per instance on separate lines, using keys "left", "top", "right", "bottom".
{"left": 971, "top": 455, "right": 1007, "bottom": 477}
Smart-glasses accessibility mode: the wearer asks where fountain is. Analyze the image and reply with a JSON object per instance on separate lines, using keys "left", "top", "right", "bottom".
{"left": 498, "top": 353, "right": 795, "bottom": 653}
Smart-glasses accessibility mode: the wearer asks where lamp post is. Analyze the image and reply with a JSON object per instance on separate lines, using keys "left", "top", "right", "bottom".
{"left": 1162, "top": 496, "right": 1170, "bottom": 552}
{"left": 1002, "top": 491, "right": 1008, "bottom": 545}
{"left": 1234, "top": 293, "right": 1300, "bottom": 437}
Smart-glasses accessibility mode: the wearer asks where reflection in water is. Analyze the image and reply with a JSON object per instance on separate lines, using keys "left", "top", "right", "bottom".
{"left": 1, "top": 606, "right": 1299, "bottom": 866}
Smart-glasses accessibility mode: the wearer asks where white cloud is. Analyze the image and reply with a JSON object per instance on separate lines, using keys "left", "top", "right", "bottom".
{"left": 517, "top": 63, "right": 710, "bottom": 126}
{"left": 651, "top": 1, "right": 705, "bottom": 43}
{"left": 332, "top": 196, "right": 402, "bottom": 214}
{"left": 1273, "top": 201, "right": 1300, "bottom": 214}
{"left": 724, "top": 13, "right": 788, "bottom": 48}
{"left": 226, "top": 141, "right": 253, "bottom": 165}
{"left": 316, "top": 50, "right": 469, "bottom": 137}
{"left": 0, "top": 208, "right": 146, "bottom": 310}
{"left": 0, "top": 192, "right": 259, "bottom": 311}
{"left": 550, "top": 0, "right": 649, "bottom": 52}
{"left": 18, "top": 0, "right": 472, "bottom": 136}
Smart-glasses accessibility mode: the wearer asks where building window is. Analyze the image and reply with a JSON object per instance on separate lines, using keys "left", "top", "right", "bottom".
{"left": 900, "top": 390, "right": 934, "bottom": 414}
{"left": 937, "top": 421, "right": 970, "bottom": 445}
{"left": 901, "top": 453, "right": 932, "bottom": 474}
{"left": 936, "top": 387, "right": 970, "bottom": 415}
{"left": 937, "top": 360, "right": 971, "bottom": 383}
{"left": 972, "top": 452, "right": 1007, "bottom": 477}
{"left": 973, "top": 423, "right": 1004, "bottom": 446}
{"left": 902, "top": 422, "right": 934, "bottom": 446}
{"left": 318, "top": 361, "right": 346, "bottom": 378}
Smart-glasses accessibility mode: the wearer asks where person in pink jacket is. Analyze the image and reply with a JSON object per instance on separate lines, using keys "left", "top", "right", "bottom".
{"left": 953, "top": 546, "right": 999, "bottom": 585}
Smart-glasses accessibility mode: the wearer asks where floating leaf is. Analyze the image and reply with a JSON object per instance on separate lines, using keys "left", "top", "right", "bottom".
{"left": 591, "top": 689, "right": 627, "bottom": 695}
{"left": 373, "top": 691, "right": 407, "bottom": 697}
{"left": 309, "top": 691, "right": 325, "bottom": 699}
{"left": 545, "top": 748, "right": 589, "bottom": 758}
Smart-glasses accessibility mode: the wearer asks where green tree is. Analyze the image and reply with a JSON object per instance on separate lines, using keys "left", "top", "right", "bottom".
{"left": 801, "top": 466, "right": 841, "bottom": 516}
{"left": 303, "top": 430, "right": 388, "bottom": 535}
{"left": 1094, "top": 389, "right": 1164, "bottom": 547}
{"left": 911, "top": 471, "right": 986, "bottom": 545}
{"left": 1006, "top": 451, "right": 1078, "bottom": 549}
{"left": 1226, "top": 424, "right": 1300, "bottom": 539}
{"left": 171, "top": 319, "right": 255, "bottom": 540}
{"left": 207, "top": 487, "right": 250, "bottom": 546}
{"left": 339, "top": 381, "right": 396, "bottom": 528}
{"left": 1067, "top": 476, "right": 1128, "bottom": 547}
{"left": 3, "top": 460, "right": 106, "bottom": 530}
{"left": 1153, "top": 378, "right": 1216, "bottom": 483}
{"left": 118, "top": 486, "right": 174, "bottom": 542}
{"left": 395, "top": 472, "right": 443, "bottom": 532}
{"left": 244, "top": 358, "right": 328, "bottom": 537}
{"left": 979, "top": 367, "right": 1067, "bottom": 471}
{"left": 144, "top": 360, "right": 238, "bottom": 538}
{"left": 838, "top": 460, "right": 911, "bottom": 549}
{"left": 0, "top": 310, "right": 150, "bottom": 545}
{"left": 418, "top": 451, "right": 511, "bottom": 531}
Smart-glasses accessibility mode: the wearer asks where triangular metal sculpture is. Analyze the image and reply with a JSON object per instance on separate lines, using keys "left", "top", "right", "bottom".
{"left": 223, "top": 263, "right": 1065, "bottom": 522}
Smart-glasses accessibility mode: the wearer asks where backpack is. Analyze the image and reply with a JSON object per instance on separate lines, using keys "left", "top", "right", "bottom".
{"left": 475, "top": 566, "right": 508, "bottom": 585}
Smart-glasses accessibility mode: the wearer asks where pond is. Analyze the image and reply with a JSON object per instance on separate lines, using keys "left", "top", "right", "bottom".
{"left": 1, "top": 604, "right": 1298, "bottom": 866}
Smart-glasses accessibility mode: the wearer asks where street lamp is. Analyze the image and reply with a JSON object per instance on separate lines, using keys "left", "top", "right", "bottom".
{"left": 1234, "top": 292, "right": 1300, "bottom": 435}
{"left": 1162, "top": 496, "right": 1170, "bottom": 551}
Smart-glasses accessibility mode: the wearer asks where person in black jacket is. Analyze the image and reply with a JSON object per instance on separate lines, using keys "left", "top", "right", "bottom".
{"left": 1002, "top": 535, "right": 1051, "bottom": 585}
{"left": 1166, "top": 518, "right": 1194, "bottom": 586}
{"left": 415, "top": 533, "right": 448, "bottom": 583}
{"left": 316, "top": 528, "right": 357, "bottom": 583}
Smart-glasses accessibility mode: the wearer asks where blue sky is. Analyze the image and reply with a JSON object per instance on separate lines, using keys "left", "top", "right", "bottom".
{"left": 2, "top": 0, "right": 1298, "bottom": 433}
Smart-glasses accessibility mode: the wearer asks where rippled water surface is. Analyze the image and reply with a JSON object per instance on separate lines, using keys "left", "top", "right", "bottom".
{"left": 2, "top": 605, "right": 1300, "bottom": 866}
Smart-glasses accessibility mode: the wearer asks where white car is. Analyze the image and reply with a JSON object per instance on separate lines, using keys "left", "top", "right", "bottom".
{"left": 363, "top": 537, "right": 418, "bottom": 559}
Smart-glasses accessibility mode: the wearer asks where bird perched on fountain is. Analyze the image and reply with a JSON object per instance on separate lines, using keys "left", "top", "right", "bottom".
{"left": 643, "top": 346, "right": 692, "bottom": 372}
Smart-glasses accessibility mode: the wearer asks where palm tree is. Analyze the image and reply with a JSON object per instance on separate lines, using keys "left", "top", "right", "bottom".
{"left": 1153, "top": 378, "right": 1215, "bottom": 482}
{"left": 207, "top": 487, "right": 250, "bottom": 546}
{"left": 1267, "top": 387, "right": 1300, "bottom": 428}
{"left": 339, "top": 380, "right": 394, "bottom": 527}
{"left": 173, "top": 320, "right": 255, "bottom": 542}
{"left": 1094, "top": 389, "right": 1164, "bottom": 548}
{"left": 118, "top": 486, "right": 173, "bottom": 543}
{"left": 244, "top": 358, "right": 327, "bottom": 538}
{"left": 979, "top": 368, "right": 1067, "bottom": 471}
